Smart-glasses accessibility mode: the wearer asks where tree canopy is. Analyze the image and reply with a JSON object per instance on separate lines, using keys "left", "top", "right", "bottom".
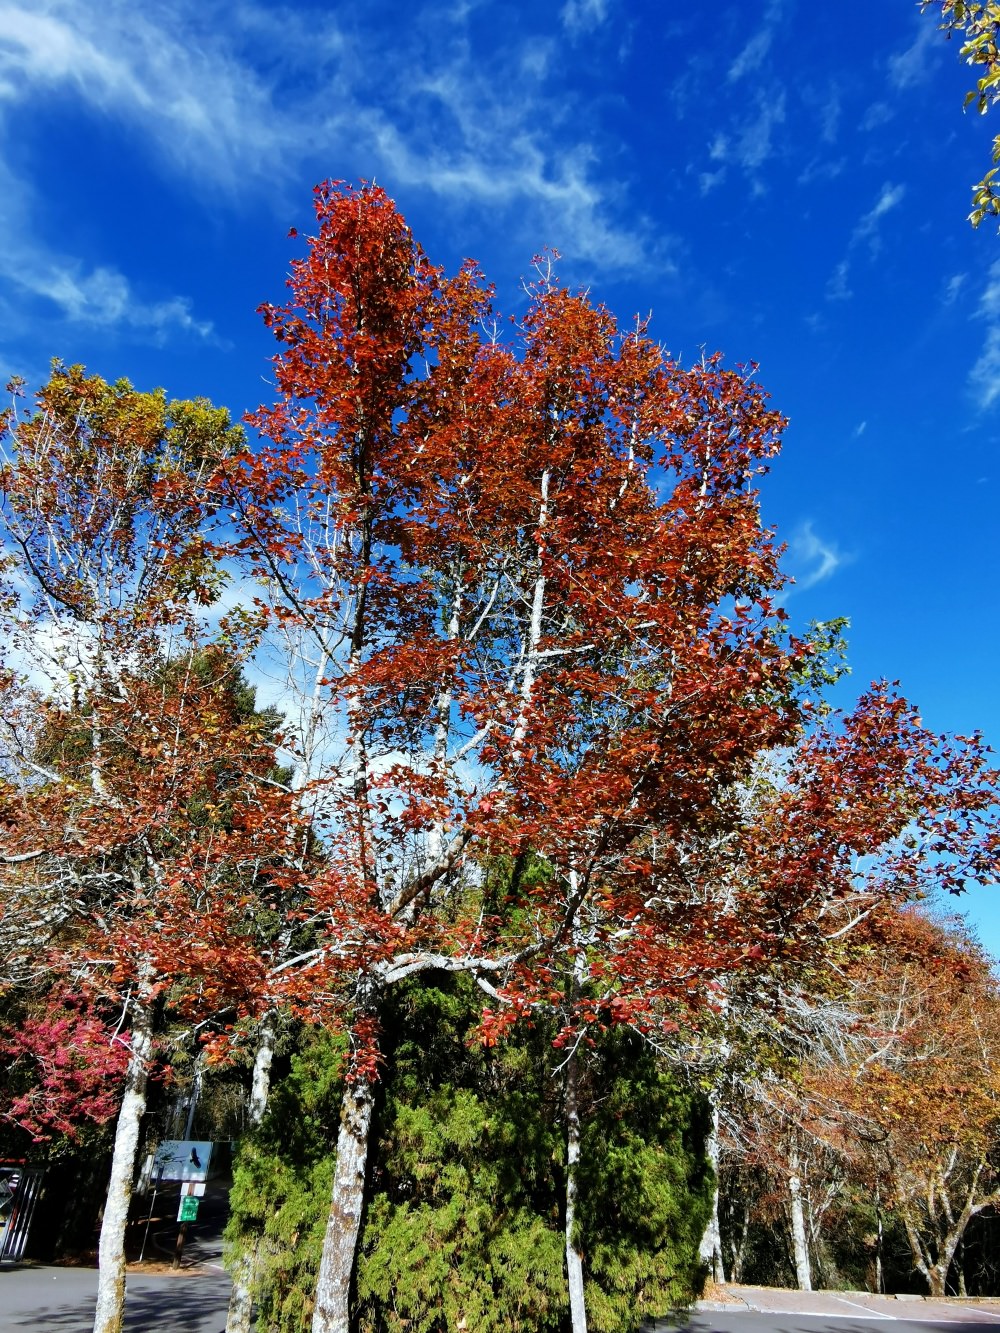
{"left": 1, "top": 186, "right": 998, "bottom": 1333}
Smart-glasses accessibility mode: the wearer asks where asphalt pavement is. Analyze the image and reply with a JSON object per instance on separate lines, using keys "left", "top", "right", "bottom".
{"left": 6, "top": 1268, "right": 1000, "bottom": 1333}
{"left": 0, "top": 1179, "right": 237, "bottom": 1332}
{"left": 0, "top": 1265, "right": 233, "bottom": 1332}
{"left": 648, "top": 1288, "right": 1000, "bottom": 1333}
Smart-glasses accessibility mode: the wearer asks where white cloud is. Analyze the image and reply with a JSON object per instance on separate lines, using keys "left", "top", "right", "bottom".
{"left": 0, "top": 152, "right": 215, "bottom": 343}
{"left": 888, "top": 19, "right": 940, "bottom": 92}
{"left": 826, "top": 259, "right": 852, "bottom": 303}
{"left": 0, "top": 2, "right": 306, "bottom": 192}
{"left": 736, "top": 92, "right": 786, "bottom": 171}
{"left": 561, "top": 0, "right": 608, "bottom": 36}
{"left": 819, "top": 87, "right": 841, "bottom": 144}
{"left": 977, "top": 260, "right": 1000, "bottom": 321}
{"left": 0, "top": 0, "right": 661, "bottom": 278}
{"left": 969, "top": 260, "right": 1000, "bottom": 410}
{"left": 699, "top": 168, "right": 726, "bottom": 195}
{"left": 13, "top": 262, "right": 214, "bottom": 340}
{"left": 943, "top": 273, "right": 967, "bottom": 307}
{"left": 709, "top": 91, "right": 786, "bottom": 180}
{"left": 715, "top": 3, "right": 790, "bottom": 187}
{"left": 797, "top": 156, "right": 845, "bottom": 187}
{"left": 969, "top": 329, "right": 1000, "bottom": 410}
{"left": 728, "top": 29, "right": 772, "bottom": 82}
{"left": 852, "top": 182, "right": 906, "bottom": 250}
{"left": 860, "top": 101, "right": 893, "bottom": 132}
{"left": 826, "top": 183, "right": 905, "bottom": 303}
{"left": 787, "top": 522, "right": 848, "bottom": 592}
{"left": 852, "top": 421, "right": 867, "bottom": 438}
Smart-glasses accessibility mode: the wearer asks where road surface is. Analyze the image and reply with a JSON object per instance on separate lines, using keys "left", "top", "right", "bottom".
{"left": 648, "top": 1288, "right": 1000, "bottom": 1333}
{"left": 0, "top": 1264, "right": 233, "bottom": 1332}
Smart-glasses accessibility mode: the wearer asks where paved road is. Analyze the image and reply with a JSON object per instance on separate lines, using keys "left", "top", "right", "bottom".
{"left": 0, "top": 1265, "right": 233, "bottom": 1332}
{"left": 7, "top": 1270, "right": 1000, "bottom": 1333}
{"left": 649, "top": 1316, "right": 1000, "bottom": 1333}
{"left": 647, "top": 1288, "right": 1000, "bottom": 1333}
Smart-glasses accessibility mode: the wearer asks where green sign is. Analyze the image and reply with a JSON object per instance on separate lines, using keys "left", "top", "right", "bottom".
{"left": 178, "top": 1196, "right": 199, "bottom": 1222}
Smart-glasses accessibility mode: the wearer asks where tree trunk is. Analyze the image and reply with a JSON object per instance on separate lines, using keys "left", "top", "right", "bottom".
{"left": 226, "top": 1011, "right": 278, "bottom": 1333}
{"left": 93, "top": 994, "right": 154, "bottom": 1333}
{"left": 311, "top": 1070, "right": 376, "bottom": 1333}
{"left": 699, "top": 1099, "right": 726, "bottom": 1284}
{"left": 875, "top": 1189, "right": 884, "bottom": 1295}
{"left": 787, "top": 1146, "right": 812, "bottom": 1293}
{"left": 565, "top": 1046, "right": 588, "bottom": 1333}
{"left": 729, "top": 1200, "right": 749, "bottom": 1285}
{"left": 902, "top": 1203, "right": 969, "bottom": 1298}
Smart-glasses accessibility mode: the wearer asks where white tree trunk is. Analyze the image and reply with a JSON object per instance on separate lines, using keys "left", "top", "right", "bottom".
{"left": 787, "top": 1146, "right": 812, "bottom": 1293}
{"left": 93, "top": 994, "right": 154, "bottom": 1333}
{"left": 698, "top": 1099, "right": 726, "bottom": 1284}
{"left": 565, "top": 1047, "right": 588, "bottom": 1333}
{"left": 311, "top": 1071, "right": 376, "bottom": 1333}
{"left": 248, "top": 1011, "right": 277, "bottom": 1127}
{"left": 226, "top": 1011, "right": 278, "bottom": 1333}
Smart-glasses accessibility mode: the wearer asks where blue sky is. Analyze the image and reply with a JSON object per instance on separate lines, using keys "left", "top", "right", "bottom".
{"left": 1, "top": 0, "right": 998, "bottom": 948}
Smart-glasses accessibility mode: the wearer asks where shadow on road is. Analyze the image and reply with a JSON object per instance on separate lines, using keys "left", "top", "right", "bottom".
{"left": 0, "top": 1271, "right": 233, "bottom": 1333}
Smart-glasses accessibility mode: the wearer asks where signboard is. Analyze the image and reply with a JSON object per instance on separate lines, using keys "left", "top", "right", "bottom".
{"left": 152, "top": 1140, "right": 213, "bottom": 1183}
{"left": 177, "top": 1195, "right": 200, "bottom": 1223}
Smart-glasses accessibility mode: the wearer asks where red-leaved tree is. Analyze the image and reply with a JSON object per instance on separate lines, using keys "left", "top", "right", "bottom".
{"left": 218, "top": 182, "right": 814, "bottom": 1333}
{"left": 220, "top": 182, "right": 999, "bottom": 1333}
{"left": 0, "top": 992, "right": 130, "bottom": 1144}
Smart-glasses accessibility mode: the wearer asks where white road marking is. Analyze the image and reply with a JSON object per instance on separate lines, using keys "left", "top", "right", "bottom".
{"left": 831, "top": 1298, "right": 896, "bottom": 1319}
{"left": 729, "top": 1312, "right": 967, "bottom": 1324}
{"left": 945, "top": 1308, "right": 1000, "bottom": 1322}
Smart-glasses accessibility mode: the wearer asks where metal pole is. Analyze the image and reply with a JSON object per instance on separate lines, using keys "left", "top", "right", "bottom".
{"left": 138, "top": 1166, "right": 163, "bottom": 1264}
{"left": 183, "top": 1056, "right": 204, "bottom": 1140}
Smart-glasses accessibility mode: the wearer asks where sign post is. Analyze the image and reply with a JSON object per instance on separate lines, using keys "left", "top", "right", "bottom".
{"left": 151, "top": 1140, "right": 212, "bottom": 1184}
{"left": 147, "top": 1141, "right": 213, "bottom": 1270}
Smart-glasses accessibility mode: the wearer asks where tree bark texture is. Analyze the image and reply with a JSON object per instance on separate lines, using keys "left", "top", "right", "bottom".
{"left": 787, "top": 1146, "right": 812, "bottom": 1293}
{"left": 698, "top": 1099, "right": 726, "bottom": 1284}
{"left": 92, "top": 995, "right": 154, "bottom": 1333}
{"left": 565, "top": 1048, "right": 588, "bottom": 1333}
{"left": 226, "top": 1012, "right": 278, "bottom": 1333}
{"left": 902, "top": 1200, "right": 971, "bottom": 1297}
{"left": 311, "top": 1072, "right": 376, "bottom": 1333}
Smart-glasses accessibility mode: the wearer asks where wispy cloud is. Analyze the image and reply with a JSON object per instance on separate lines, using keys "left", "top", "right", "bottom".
{"left": 0, "top": 152, "right": 214, "bottom": 344}
{"left": 826, "top": 260, "right": 852, "bottom": 303}
{"left": 728, "top": 28, "right": 772, "bottom": 82}
{"left": 700, "top": 4, "right": 790, "bottom": 189}
{"left": 969, "top": 329, "right": 1000, "bottom": 410}
{"left": 787, "top": 521, "right": 849, "bottom": 592}
{"left": 708, "top": 90, "right": 786, "bottom": 185}
{"left": 852, "top": 182, "right": 906, "bottom": 251}
{"left": 561, "top": 0, "right": 609, "bottom": 36}
{"left": 943, "top": 273, "right": 967, "bottom": 307}
{"left": 888, "top": 19, "right": 941, "bottom": 91}
{"left": 0, "top": 0, "right": 659, "bottom": 276}
{"left": 826, "top": 182, "right": 905, "bottom": 302}
{"left": 738, "top": 92, "right": 787, "bottom": 171}
{"left": 969, "top": 260, "right": 1000, "bottom": 410}
{"left": 818, "top": 86, "right": 841, "bottom": 144}
{"left": 860, "top": 101, "right": 893, "bottom": 131}
{"left": 0, "top": 3, "right": 304, "bottom": 192}
{"left": 798, "top": 156, "right": 845, "bottom": 187}
{"left": 699, "top": 168, "right": 726, "bottom": 196}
